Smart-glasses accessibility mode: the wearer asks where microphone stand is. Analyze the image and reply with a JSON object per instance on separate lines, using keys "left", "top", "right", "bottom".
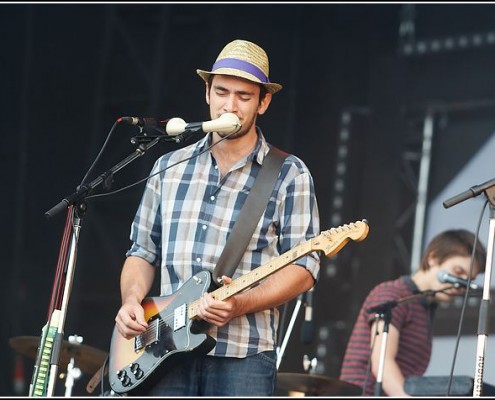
{"left": 443, "top": 177, "right": 495, "bottom": 397}
{"left": 277, "top": 288, "right": 315, "bottom": 370}
{"left": 276, "top": 294, "right": 303, "bottom": 370}
{"left": 367, "top": 290, "right": 436, "bottom": 396}
{"left": 38, "top": 133, "right": 183, "bottom": 396}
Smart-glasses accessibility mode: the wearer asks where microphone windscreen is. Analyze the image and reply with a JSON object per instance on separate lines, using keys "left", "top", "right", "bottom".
{"left": 165, "top": 118, "right": 187, "bottom": 135}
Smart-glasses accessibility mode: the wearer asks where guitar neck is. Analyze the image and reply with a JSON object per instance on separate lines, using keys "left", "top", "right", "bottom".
{"left": 188, "top": 240, "right": 315, "bottom": 319}
{"left": 186, "top": 220, "right": 370, "bottom": 320}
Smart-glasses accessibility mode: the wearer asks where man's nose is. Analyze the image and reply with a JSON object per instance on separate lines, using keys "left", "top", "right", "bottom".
{"left": 223, "top": 95, "right": 238, "bottom": 113}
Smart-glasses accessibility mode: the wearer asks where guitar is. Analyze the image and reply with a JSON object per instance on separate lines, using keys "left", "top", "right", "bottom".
{"left": 108, "top": 220, "right": 369, "bottom": 394}
{"left": 29, "top": 309, "right": 61, "bottom": 397}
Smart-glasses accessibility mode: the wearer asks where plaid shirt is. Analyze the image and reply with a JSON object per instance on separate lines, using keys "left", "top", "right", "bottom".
{"left": 127, "top": 129, "right": 320, "bottom": 358}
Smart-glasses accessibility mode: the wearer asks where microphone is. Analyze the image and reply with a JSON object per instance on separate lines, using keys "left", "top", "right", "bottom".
{"left": 165, "top": 113, "right": 241, "bottom": 136}
{"left": 301, "top": 287, "right": 315, "bottom": 345}
{"left": 118, "top": 116, "right": 170, "bottom": 130}
{"left": 437, "top": 271, "right": 480, "bottom": 290}
{"left": 118, "top": 113, "right": 242, "bottom": 136}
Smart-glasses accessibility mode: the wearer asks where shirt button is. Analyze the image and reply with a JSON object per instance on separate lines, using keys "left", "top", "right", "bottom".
{"left": 214, "top": 165, "right": 218, "bottom": 169}
{"left": 196, "top": 257, "right": 201, "bottom": 262}
{"left": 202, "top": 225, "right": 207, "bottom": 230}
{"left": 210, "top": 195, "right": 215, "bottom": 201}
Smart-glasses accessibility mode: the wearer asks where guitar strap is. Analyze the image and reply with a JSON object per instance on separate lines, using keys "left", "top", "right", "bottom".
{"left": 212, "top": 146, "right": 288, "bottom": 287}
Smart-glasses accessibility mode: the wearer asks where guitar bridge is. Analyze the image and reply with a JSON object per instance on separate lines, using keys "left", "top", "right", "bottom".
{"left": 134, "top": 318, "right": 160, "bottom": 352}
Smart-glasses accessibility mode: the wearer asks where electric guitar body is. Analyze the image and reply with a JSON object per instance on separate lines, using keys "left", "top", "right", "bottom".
{"left": 109, "top": 270, "right": 215, "bottom": 394}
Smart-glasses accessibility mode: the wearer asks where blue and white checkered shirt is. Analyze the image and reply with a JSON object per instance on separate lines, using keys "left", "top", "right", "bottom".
{"left": 127, "top": 128, "right": 320, "bottom": 358}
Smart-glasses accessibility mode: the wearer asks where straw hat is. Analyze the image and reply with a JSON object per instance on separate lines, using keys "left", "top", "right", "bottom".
{"left": 197, "top": 39, "right": 283, "bottom": 94}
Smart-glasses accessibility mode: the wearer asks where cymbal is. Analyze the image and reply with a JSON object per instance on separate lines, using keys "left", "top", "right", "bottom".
{"left": 276, "top": 372, "right": 362, "bottom": 396}
{"left": 9, "top": 336, "right": 108, "bottom": 375}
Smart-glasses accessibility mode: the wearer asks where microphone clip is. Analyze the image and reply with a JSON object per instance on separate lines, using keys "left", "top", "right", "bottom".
{"left": 367, "top": 300, "right": 398, "bottom": 314}
{"left": 130, "top": 131, "right": 195, "bottom": 146}
{"left": 130, "top": 135, "right": 159, "bottom": 145}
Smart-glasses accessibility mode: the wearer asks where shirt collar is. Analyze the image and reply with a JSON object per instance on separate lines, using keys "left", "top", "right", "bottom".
{"left": 195, "top": 126, "right": 270, "bottom": 166}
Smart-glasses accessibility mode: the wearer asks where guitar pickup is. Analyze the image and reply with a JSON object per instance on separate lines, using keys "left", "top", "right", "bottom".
{"left": 134, "top": 318, "right": 160, "bottom": 352}
{"left": 173, "top": 304, "right": 186, "bottom": 331}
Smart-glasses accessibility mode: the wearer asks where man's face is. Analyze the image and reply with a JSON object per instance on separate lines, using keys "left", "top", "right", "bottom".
{"left": 206, "top": 74, "right": 271, "bottom": 140}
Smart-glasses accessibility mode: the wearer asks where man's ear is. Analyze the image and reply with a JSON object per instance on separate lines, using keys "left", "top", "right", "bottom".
{"left": 257, "top": 92, "right": 272, "bottom": 115}
{"left": 205, "top": 83, "right": 210, "bottom": 105}
{"left": 426, "top": 253, "right": 438, "bottom": 269}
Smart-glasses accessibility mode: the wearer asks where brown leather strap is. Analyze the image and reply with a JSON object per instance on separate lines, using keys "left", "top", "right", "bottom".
{"left": 86, "top": 362, "right": 108, "bottom": 394}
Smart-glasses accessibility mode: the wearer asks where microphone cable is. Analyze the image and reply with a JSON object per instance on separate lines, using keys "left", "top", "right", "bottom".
{"left": 83, "top": 120, "right": 241, "bottom": 201}
{"left": 79, "top": 119, "right": 120, "bottom": 187}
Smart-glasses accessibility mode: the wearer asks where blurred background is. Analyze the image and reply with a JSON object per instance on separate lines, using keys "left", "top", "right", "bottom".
{"left": 3, "top": 2, "right": 495, "bottom": 396}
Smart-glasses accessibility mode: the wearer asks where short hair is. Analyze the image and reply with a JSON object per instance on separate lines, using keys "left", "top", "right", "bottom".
{"left": 419, "top": 229, "right": 487, "bottom": 273}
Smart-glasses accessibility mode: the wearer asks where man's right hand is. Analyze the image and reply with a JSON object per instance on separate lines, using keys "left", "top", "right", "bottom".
{"left": 115, "top": 301, "right": 148, "bottom": 339}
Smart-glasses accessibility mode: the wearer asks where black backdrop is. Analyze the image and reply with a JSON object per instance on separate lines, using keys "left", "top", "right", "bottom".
{"left": 3, "top": 3, "right": 495, "bottom": 396}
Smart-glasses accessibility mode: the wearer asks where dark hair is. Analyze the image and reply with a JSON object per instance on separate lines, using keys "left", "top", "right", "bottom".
{"left": 420, "top": 229, "right": 487, "bottom": 273}
{"left": 207, "top": 75, "right": 268, "bottom": 104}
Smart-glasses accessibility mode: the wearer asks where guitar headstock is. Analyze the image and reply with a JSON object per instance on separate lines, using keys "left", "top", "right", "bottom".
{"left": 311, "top": 220, "right": 370, "bottom": 257}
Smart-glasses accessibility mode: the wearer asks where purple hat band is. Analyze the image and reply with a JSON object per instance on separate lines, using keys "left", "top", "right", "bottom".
{"left": 211, "top": 58, "right": 270, "bottom": 83}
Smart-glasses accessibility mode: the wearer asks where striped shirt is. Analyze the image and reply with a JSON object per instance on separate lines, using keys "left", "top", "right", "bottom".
{"left": 126, "top": 128, "right": 320, "bottom": 358}
{"left": 339, "top": 276, "right": 435, "bottom": 395}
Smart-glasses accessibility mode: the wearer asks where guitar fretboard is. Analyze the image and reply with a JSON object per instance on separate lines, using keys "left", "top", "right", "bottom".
{"left": 186, "top": 220, "right": 369, "bottom": 320}
{"left": 188, "top": 240, "right": 314, "bottom": 319}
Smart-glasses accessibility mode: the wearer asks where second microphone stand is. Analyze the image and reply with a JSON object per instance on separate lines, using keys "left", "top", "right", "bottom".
{"left": 367, "top": 290, "right": 436, "bottom": 396}
{"left": 443, "top": 177, "right": 495, "bottom": 397}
